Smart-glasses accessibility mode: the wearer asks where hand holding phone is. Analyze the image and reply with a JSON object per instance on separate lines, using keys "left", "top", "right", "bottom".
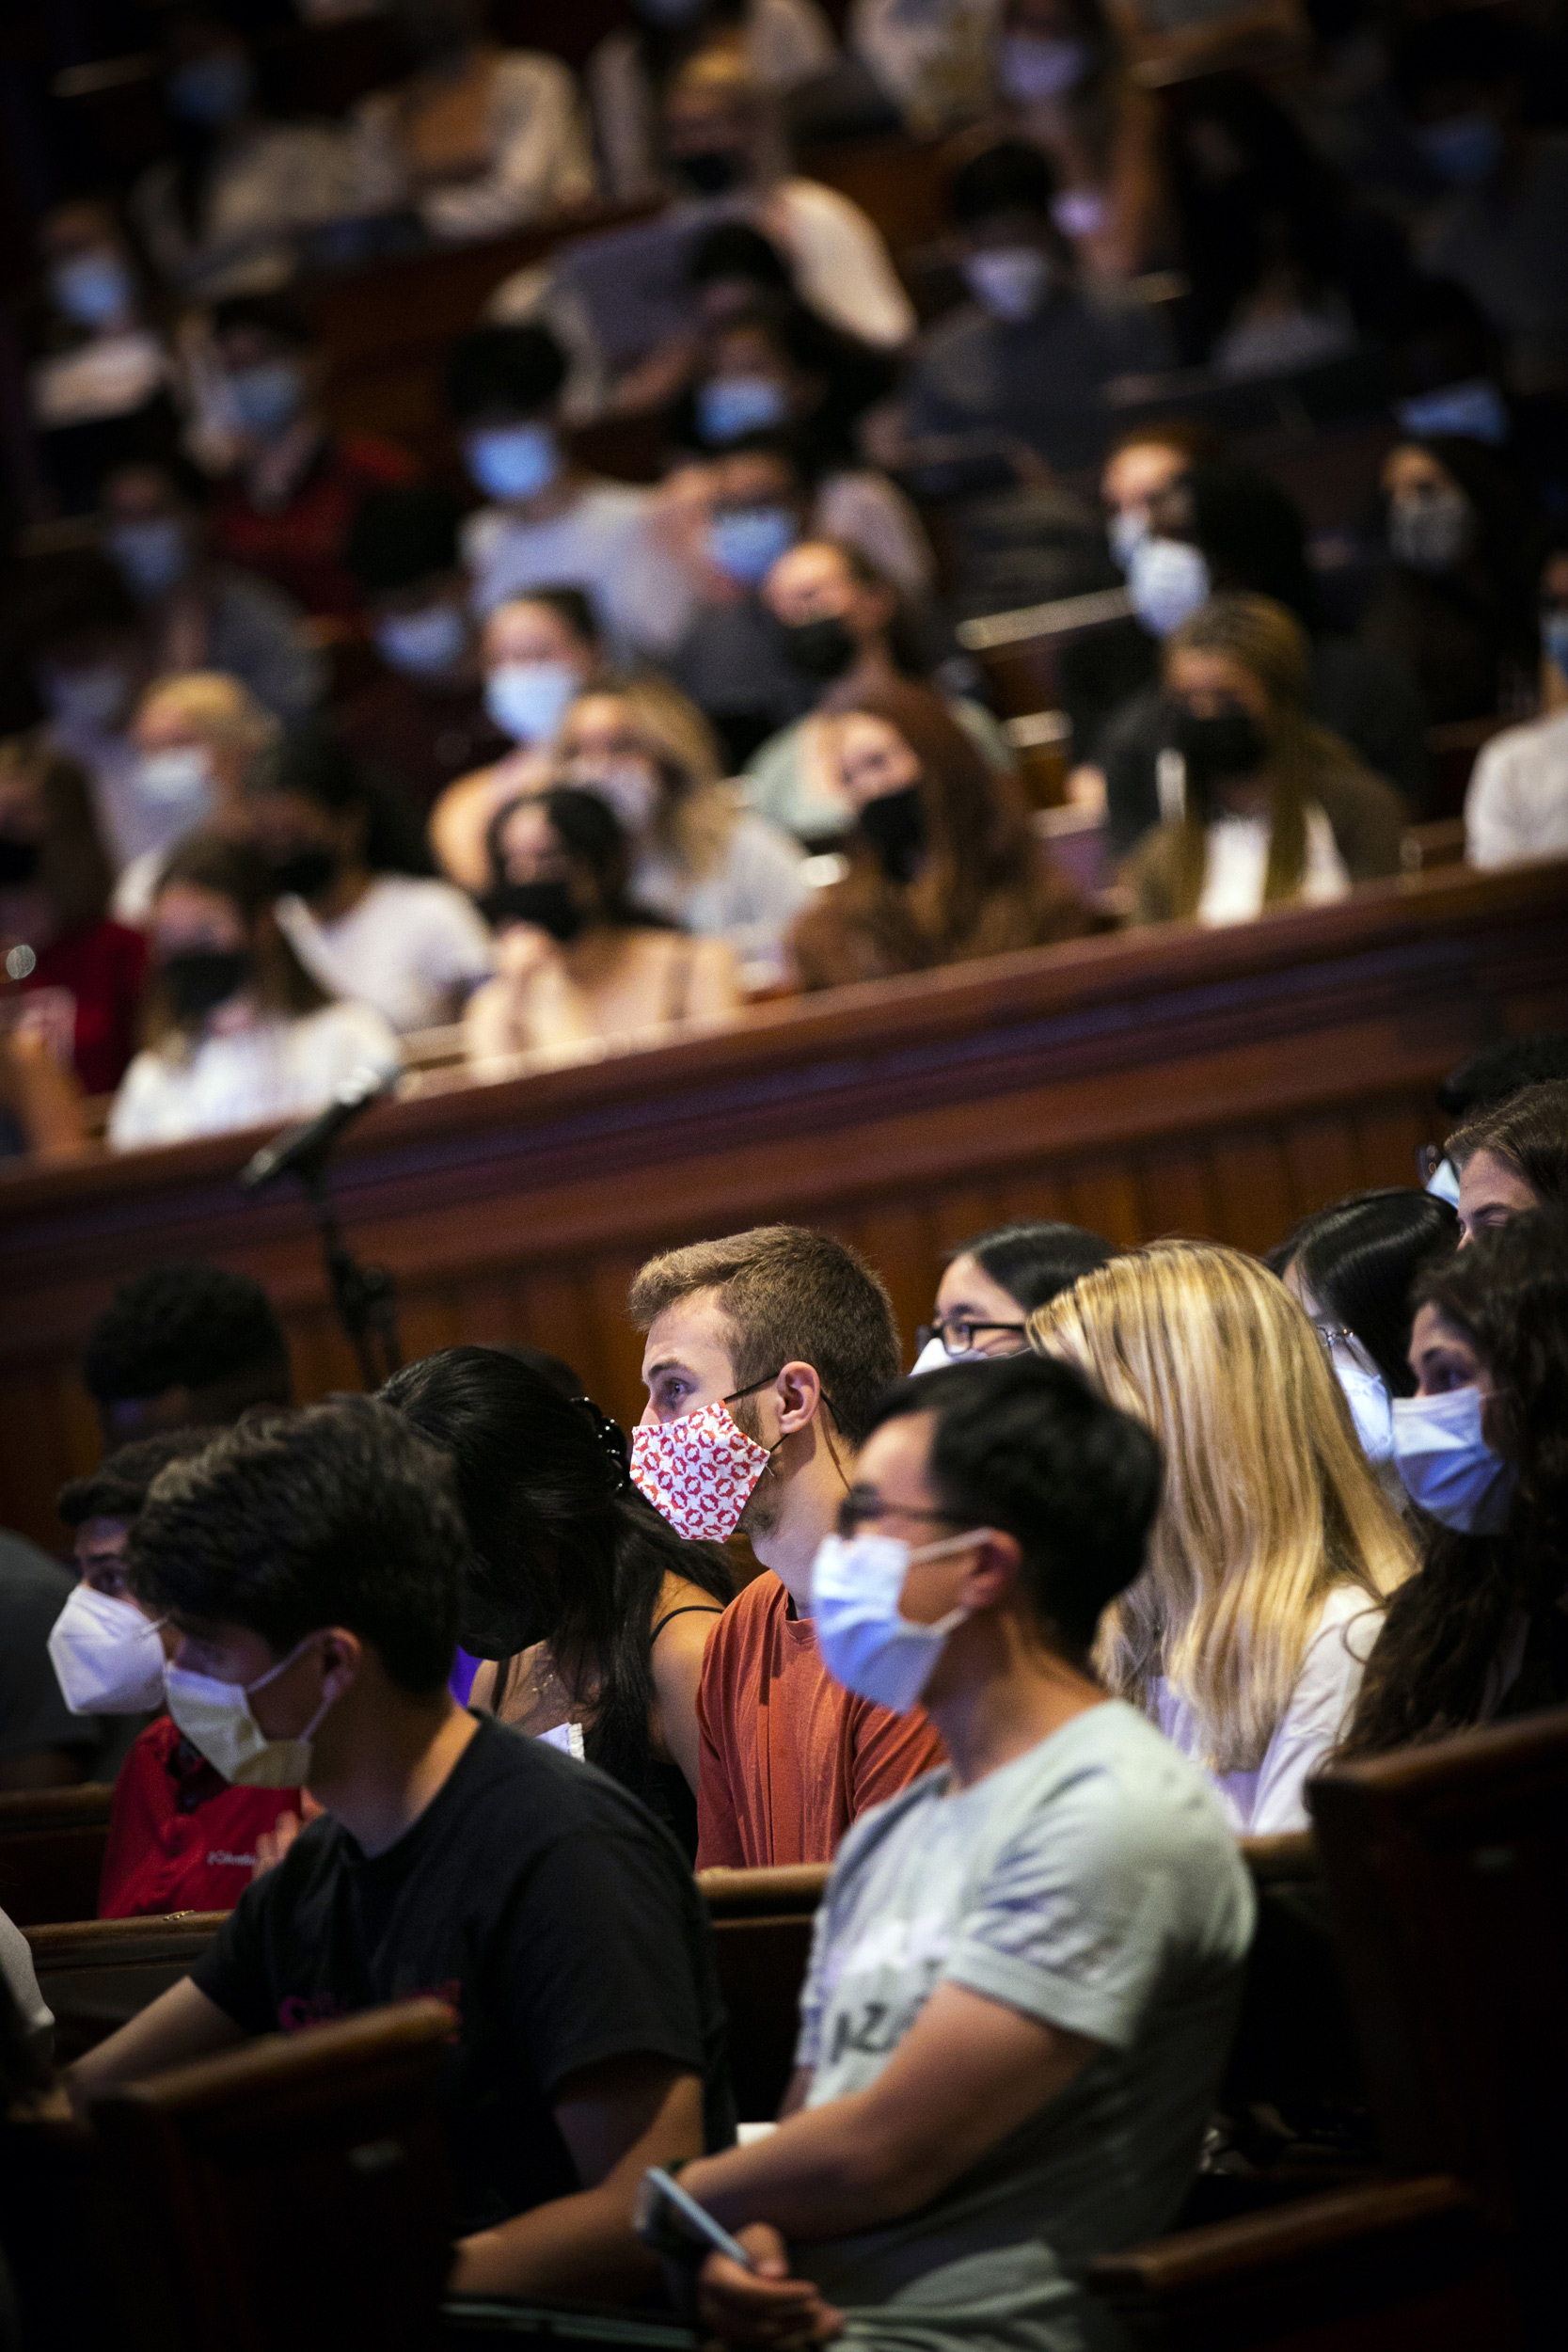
{"left": 635, "top": 2166, "right": 756, "bottom": 2270}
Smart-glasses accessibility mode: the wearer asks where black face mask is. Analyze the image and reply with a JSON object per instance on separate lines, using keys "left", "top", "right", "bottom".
{"left": 268, "top": 845, "right": 341, "bottom": 900}
{"left": 161, "top": 946, "right": 251, "bottom": 1022}
{"left": 1169, "top": 704, "right": 1269, "bottom": 793}
{"left": 673, "top": 148, "right": 743, "bottom": 197}
{"left": 482, "top": 879, "right": 585, "bottom": 944}
{"left": 857, "top": 783, "right": 927, "bottom": 882}
{"left": 781, "top": 614, "right": 857, "bottom": 683}
{"left": 0, "top": 838, "right": 40, "bottom": 886}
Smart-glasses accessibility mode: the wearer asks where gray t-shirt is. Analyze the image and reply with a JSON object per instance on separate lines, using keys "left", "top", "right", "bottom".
{"left": 791, "top": 1700, "right": 1255, "bottom": 2352}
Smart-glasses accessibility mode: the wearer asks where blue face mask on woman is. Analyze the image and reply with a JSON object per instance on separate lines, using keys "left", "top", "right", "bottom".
{"left": 708, "top": 504, "right": 798, "bottom": 586}
{"left": 465, "top": 424, "right": 561, "bottom": 503}
{"left": 696, "top": 376, "right": 790, "bottom": 445}
{"left": 1128, "top": 535, "right": 1211, "bottom": 638}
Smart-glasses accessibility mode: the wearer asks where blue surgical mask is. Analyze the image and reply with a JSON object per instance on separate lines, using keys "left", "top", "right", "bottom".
{"left": 962, "top": 247, "right": 1052, "bottom": 322}
{"left": 1129, "top": 535, "right": 1210, "bottom": 638}
{"left": 1396, "top": 379, "right": 1510, "bottom": 448}
{"left": 135, "top": 746, "right": 214, "bottom": 815}
{"left": 812, "top": 1528, "right": 982, "bottom": 1713}
{"left": 52, "top": 251, "right": 134, "bottom": 329}
{"left": 1542, "top": 612, "right": 1568, "bottom": 683}
{"left": 708, "top": 503, "right": 798, "bottom": 585}
{"left": 1417, "top": 113, "right": 1504, "bottom": 186}
{"left": 42, "top": 663, "right": 131, "bottom": 735}
{"left": 109, "top": 516, "right": 189, "bottom": 598}
{"left": 229, "top": 360, "right": 306, "bottom": 439}
{"left": 484, "top": 660, "right": 579, "bottom": 744}
{"left": 999, "top": 32, "right": 1091, "bottom": 102}
{"left": 167, "top": 48, "right": 253, "bottom": 127}
{"left": 1108, "top": 507, "right": 1148, "bottom": 571}
{"left": 1392, "top": 1385, "right": 1514, "bottom": 1533}
{"left": 373, "top": 602, "right": 467, "bottom": 679}
{"left": 696, "top": 376, "right": 790, "bottom": 444}
{"left": 1327, "top": 1331, "right": 1394, "bottom": 1465}
{"left": 466, "top": 424, "right": 560, "bottom": 503}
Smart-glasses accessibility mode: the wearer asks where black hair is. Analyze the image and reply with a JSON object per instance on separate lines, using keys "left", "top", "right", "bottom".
{"left": 446, "top": 325, "right": 568, "bottom": 424}
{"left": 210, "top": 292, "right": 315, "bottom": 352}
{"left": 1437, "top": 1033, "right": 1568, "bottom": 1120}
{"left": 866, "top": 1355, "right": 1161, "bottom": 1650}
{"left": 8, "top": 549, "right": 139, "bottom": 654}
{"left": 1393, "top": 8, "right": 1522, "bottom": 110}
{"left": 1177, "top": 460, "right": 1319, "bottom": 627}
{"left": 710, "top": 421, "right": 824, "bottom": 490}
{"left": 347, "top": 485, "right": 465, "bottom": 596}
{"left": 379, "top": 1347, "right": 733, "bottom": 1790}
{"left": 57, "top": 1428, "right": 221, "bottom": 1527}
{"left": 1270, "top": 1188, "right": 1461, "bottom": 1394}
{"left": 503, "top": 583, "right": 602, "bottom": 648}
{"left": 247, "top": 724, "right": 433, "bottom": 877}
{"left": 956, "top": 1221, "right": 1114, "bottom": 1316}
{"left": 951, "top": 141, "right": 1058, "bottom": 229}
{"left": 83, "top": 1263, "right": 291, "bottom": 1410}
{"left": 486, "top": 785, "right": 665, "bottom": 927}
{"left": 493, "top": 1343, "right": 586, "bottom": 1397}
{"left": 688, "top": 222, "right": 792, "bottom": 291}
{"left": 129, "top": 1398, "right": 464, "bottom": 1692}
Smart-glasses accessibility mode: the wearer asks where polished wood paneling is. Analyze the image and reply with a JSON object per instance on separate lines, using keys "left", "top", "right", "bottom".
{"left": 2, "top": 862, "right": 1564, "bottom": 1550}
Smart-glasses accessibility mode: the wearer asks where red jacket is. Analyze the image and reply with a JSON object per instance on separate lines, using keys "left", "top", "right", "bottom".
{"left": 99, "top": 1714, "right": 299, "bottom": 1919}
{"left": 27, "top": 919, "right": 146, "bottom": 1095}
{"left": 209, "top": 432, "right": 418, "bottom": 616}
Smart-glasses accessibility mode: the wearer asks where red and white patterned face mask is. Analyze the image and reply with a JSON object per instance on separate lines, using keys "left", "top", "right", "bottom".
{"left": 631, "top": 1396, "right": 774, "bottom": 1543}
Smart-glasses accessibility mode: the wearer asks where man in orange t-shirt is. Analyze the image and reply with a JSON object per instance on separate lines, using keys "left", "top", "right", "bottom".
{"left": 628, "top": 1226, "right": 944, "bottom": 1867}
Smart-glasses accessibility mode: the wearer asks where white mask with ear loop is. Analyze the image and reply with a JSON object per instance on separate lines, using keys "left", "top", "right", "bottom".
{"left": 165, "top": 1631, "right": 337, "bottom": 1786}
{"left": 48, "top": 1584, "right": 168, "bottom": 1714}
{"left": 1326, "top": 1330, "right": 1394, "bottom": 1465}
{"left": 812, "top": 1527, "right": 986, "bottom": 1713}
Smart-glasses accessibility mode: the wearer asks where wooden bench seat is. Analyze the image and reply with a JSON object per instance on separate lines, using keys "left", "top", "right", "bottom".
{"left": 24, "top": 1911, "right": 228, "bottom": 2061}
{"left": 0, "top": 1783, "right": 114, "bottom": 1928}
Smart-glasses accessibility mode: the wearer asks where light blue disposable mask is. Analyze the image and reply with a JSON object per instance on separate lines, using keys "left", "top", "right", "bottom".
{"left": 373, "top": 603, "right": 467, "bottom": 679}
{"left": 43, "top": 663, "right": 131, "bottom": 735}
{"left": 229, "top": 360, "right": 306, "bottom": 439}
{"left": 109, "top": 516, "right": 189, "bottom": 598}
{"left": 697, "top": 375, "right": 790, "bottom": 444}
{"left": 1108, "top": 507, "right": 1148, "bottom": 572}
{"left": 484, "top": 660, "right": 580, "bottom": 744}
{"left": 999, "top": 33, "right": 1091, "bottom": 102}
{"left": 167, "top": 48, "right": 253, "bottom": 126}
{"left": 1129, "top": 534, "right": 1211, "bottom": 638}
{"left": 1417, "top": 113, "right": 1504, "bottom": 186}
{"left": 708, "top": 503, "right": 799, "bottom": 585}
{"left": 1542, "top": 612, "right": 1568, "bottom": 684}
{"left": 1391, "top": 1384, "right": 1515, "bottom": 1533}
{"left": 1426, "top": 1153, "right": 1462, "bottom": 1207}
{"left": 135, "top": 746, "right": 214, "bottom": 815}
{"left": 466, "top": 424, "right": 560, "bottom": 503}
{"left": 52, "top": 252, "right": 134, "bottom": 328}
{"left": 1396, "top": 379, "right": 1510, "bottom": 448}
{"left": 812, "top": 1529, "right": 982, "bottom": 1713}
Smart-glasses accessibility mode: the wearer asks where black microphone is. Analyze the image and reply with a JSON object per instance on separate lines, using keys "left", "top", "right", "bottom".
{"left": 239, "top": 1062, "right": 395, "bottom": 1192}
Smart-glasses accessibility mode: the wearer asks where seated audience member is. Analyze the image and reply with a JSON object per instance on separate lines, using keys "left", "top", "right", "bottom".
{"left": 1124, "top": 595, "right": 1406, "bottom": 926}
{"left": 29, "top": 201, "right": 181, "bottom": 516}
{"left": 661, "top": 1356, "right": 1255, "bottom": 2347}
{"left": 1358, "top": 435, "right": 1539, "bottom": 726}
{"left": 451, "top": 325, "right": 697, "bottom": 660}
{"left": 204, "top": 296, "right": 418, "bottom": 619}
{"left": 22, "top": 551, "right": 152, "bottom": 869}
{"left": 1101, "top": 460, "right": 1427, "bottom": 850}
{"left": 245, "top": 729, "right": 493, "bottom": 1034}
{"left": 107, "top": 832, "right": 400, "bottom": 1152}
{"left": 0, "top": 737, "right": 146, "bottom": 1094}
{"left": 342, "top": 0, "right": 594, "bottom": 244}
{"left": 629, "top": 1226, "right": 946, "bottom": 1866}
{"left": 465, "top": 787, "right": 741, "bottom": 1063}
{"left": 749, "top": 538, "right": 1014, "bottom": 840}
{"left": 1395, "top": 11, "right": 1568, "bottom": 402}
{"left": 83, "top": 1261, "right": 293, "bottom": 1445}
{"left": 1341, "top": 1212, "right": 1568, "bottom": 1748}
{"left": 430, "top": 591, "right": 606, "bottom": 887}
{"left": 1271, "top": 1187, "right": 1461, "bottom": 1501}
{"left": 382, "top": 1346, "right": 733, "bottom": 1857}
{"left": 1033, "top": 1240, "right": 1414, "bottom": 1831}
{"left": 1101, "top": 420, "right": 1224, "bottom": 579}
{"left": 101, "top": 458, "right": 323, "bottom": 723}
{"left": 338, "top": 487, "right": 512, "bottom": 815}
{"left": 1445, "top": 1079, "right": 1568, "bottom": 1246}
{"left": 129, "top": 12, "right": 350, "bottom": 301}
{"left": 790, "top": 686, "right": 1086, "bottom": 988}
{"left": 667, "top": 298, "right": 899, "bottom": 476}
{"left": 0, "top": 1523, "right": 127, "bottom": 1790}
{"left": 116, "top": 672, "right": 280, "bottom": 924}
{"left": 555, "top": 680, "right": 809, "bottom": 975}
{"left": 587, "top": 0, "right": 836, "bottom": 202}
{"left": 913, "top": 1218, "right": 1114, "bottom": 1371}
{"left": 1465, "top": 540, "right": 1568, "bottom": 867}
{"left": 891, "top": 142, "right": 1167, "bottom": 479}
{"left": 1437, "top": 1033, "right": 1568, "bottom": 1124}
{"left": 70, "top": 1398, "right": 736, "bottom": 2297}
{"left": 52, "top": 1431, "right": 303, "bottom": 1916}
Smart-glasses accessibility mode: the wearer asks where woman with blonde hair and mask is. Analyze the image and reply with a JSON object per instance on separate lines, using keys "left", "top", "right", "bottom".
{"left": 115, "top": 671, "right": 279, "bottom": 924}
{"left": 1126, "top": 593, "right": 1405, "bottom": 928}
{"left": 1030, "top": 1239, "right": 1415, "bottom": 1833}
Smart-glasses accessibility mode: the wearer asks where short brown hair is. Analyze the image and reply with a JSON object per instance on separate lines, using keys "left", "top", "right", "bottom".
{"left": 627, "top": 1225, "right": 899, "bottom": 1444}
{"left": 1446, "top": 1079, "right": 1568, "bottom": 1213}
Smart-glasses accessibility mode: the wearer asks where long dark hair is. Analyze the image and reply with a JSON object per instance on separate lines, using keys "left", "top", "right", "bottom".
{"left": 1338, "top": 1212, "right": 1568, "bottom": 1756}
{"left": 957, "top": 1220, "right": 1113, "bottom": 1314}
{"left": 1270, "top": 1187, "right": 1461, "bottom": 1396}
{"left": 380, "top": 1346, "right": 733, "bottom": 1796}
{"left": 246, "top": 727, "right": 434, "bottom": 879}
{"left": 144, "top": 831, "right": 329, "bottom": 1046}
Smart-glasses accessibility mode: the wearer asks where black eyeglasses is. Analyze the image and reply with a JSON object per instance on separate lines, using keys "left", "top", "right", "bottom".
{"left": 836, "top": 1491, "right": 967, "bottom": 1539}
{"left": 915, "top": 1318, "right": 1026, "bottom": 1358}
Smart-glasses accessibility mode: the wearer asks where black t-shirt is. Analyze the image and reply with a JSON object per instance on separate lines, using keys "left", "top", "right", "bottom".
{"left": 190, "top": 1716, "right": 735, "bottom": 2231}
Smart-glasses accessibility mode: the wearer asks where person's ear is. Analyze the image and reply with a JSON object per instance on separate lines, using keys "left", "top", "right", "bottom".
{"left": 315, "top": 1628, "right": 363, "bottom": 1705}
{"left": 963, "top": 1529, "right": 1021, "bottom": 1612}
{"left": 772, "top": 1360, "right": 824, "bottom": 1435}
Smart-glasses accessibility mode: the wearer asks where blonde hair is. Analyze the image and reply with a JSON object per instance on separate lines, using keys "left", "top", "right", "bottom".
{"left": 135, "top": 672, "right": 279, "bottom": 764}
{"left": 1163, "top": 594, "right": 1363, "bottom": 921}
{"left": 557, "top": 676, "right": 736, "bottom": 881}
{"left": 1030, "top": 1240, "right": 1415, "bottom": 1772}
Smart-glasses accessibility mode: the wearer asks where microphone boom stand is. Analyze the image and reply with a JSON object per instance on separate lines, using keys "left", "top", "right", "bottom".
{"left": 297, "top": 1155, "right": 402, "bottom": 1391}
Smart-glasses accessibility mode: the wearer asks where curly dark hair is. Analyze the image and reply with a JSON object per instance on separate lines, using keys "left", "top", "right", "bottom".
{"left": 1338, "top": 1212, "right": 1568, "bottom": 1756}
{"left": 82, "top": 1263, "right": 291, "bottom": 1410}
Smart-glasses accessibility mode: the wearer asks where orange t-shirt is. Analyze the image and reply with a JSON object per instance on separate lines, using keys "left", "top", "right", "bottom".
{"left": 695, "top": 1572, "right": 947, "bottom": 1868}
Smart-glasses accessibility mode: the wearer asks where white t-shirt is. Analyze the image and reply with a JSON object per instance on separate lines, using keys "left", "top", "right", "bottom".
{"left": 276, "top": 874, "right": 495, "bottom": 1033}
{"left": 108, "top": 1000, "right": 401, "bottom": 1152}
{"left": 1465, "top": 707, "right": 1568, "bottom": 870}
{"left": 632, "top": 811, "right": 810, "bottom": 978}
{"left": 1196, "top": 803, "right": 1351, "bottom": 928}
{"left": 1152, "top": 1582, "right": 1385, "bottom": 1836}
{"left": 462, "top": 481, "right": 697, "bottom": 660}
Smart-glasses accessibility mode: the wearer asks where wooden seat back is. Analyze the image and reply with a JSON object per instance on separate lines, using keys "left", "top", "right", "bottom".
{"left": 87, "top": 1996, "right": 457, "bottom": 2352}
{"left": 698, "top": 1866, "right": 829, "bottom": 2122}
{"left": 0, "top": 1783, "right": 114, "bottom": 1927}
{"left": 25, "top": 1912, "right": 228, "bottom": 2061}
{"left": 1220, "top": 1832, "right": 1364, "bottom": 2149}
